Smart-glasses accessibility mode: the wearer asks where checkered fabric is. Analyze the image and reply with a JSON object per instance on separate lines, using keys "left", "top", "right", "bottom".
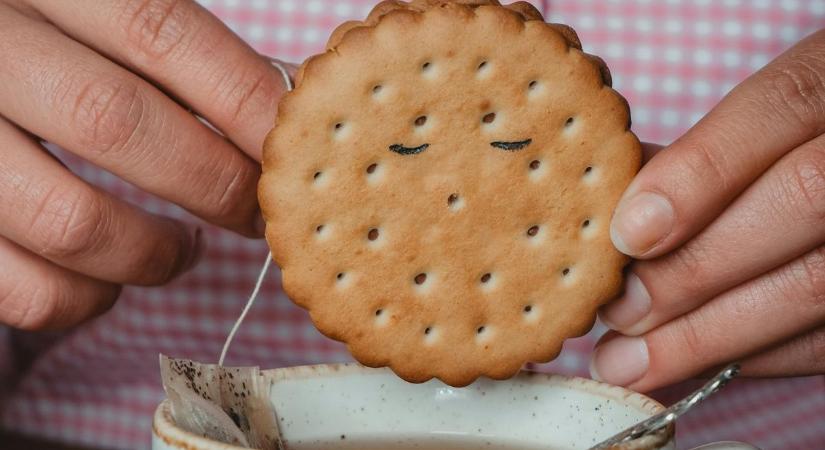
{"left": 0, "top": 1, "right": 823, "bottom": 449}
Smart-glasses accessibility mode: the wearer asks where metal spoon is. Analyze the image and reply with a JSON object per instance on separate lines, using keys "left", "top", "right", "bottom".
{"left": 588, "top": 363, "right": 741, "bottom": 450}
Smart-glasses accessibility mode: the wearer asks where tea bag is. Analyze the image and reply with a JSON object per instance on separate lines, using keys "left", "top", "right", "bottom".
{"left": 159, "top": 355, "right": 283, "bottom": 450}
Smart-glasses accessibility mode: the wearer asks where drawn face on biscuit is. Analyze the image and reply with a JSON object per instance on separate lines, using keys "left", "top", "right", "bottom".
{"left": 389, "top": 111, "right": 532, "bottom": 156}
{"left": 260, "top": 2, "right": 641, "bottom": 387}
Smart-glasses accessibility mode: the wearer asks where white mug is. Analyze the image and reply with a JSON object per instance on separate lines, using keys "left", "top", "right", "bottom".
{"left": 152, "top": 363, "right": 758, "bottom": 450}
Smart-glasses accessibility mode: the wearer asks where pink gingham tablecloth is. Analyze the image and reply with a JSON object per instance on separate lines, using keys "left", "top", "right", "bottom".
{"left": 1, "top": 1, "right": 824, "bottom": 449}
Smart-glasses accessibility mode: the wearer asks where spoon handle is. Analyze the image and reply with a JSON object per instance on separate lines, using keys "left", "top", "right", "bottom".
{"left": 588, "top": 363, "right": 741, "bottom": 450}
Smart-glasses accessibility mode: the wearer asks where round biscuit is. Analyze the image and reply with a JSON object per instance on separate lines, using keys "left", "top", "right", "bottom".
{"left": 260, "top": 1, "right": 641, "bottom": 387}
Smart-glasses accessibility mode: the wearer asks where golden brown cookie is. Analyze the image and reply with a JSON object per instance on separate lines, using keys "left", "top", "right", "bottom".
{"left": 259, "top": 0, "right": 640, "bottom": 387}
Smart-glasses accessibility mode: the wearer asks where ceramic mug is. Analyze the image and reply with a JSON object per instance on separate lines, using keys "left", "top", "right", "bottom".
{"left": 152, "top": 363, "right": 758, "bottom": 450}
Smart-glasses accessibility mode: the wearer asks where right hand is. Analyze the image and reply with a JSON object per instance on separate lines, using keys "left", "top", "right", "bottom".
{"left": 0, "top": 0, "right": 291, "bottom": 330}
{"left": 593, "top": 30, "right": 825, "bottom": 390}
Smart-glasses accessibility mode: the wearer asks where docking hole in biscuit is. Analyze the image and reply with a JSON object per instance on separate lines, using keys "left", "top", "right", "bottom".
{"left": 424, "top": 326, "right": 439, "bottom": 344}
{"left": 447, "top": 193, "right": 464, "bottom": 211}
{"left": 421, "top": 61, "right": 436, "bottom": 78}
{"left": 375, "top": 308, "right": 389, "bottom": 327}
{"left": 367, "top": 228, "right": 380, "bottom": 241}
{"left": 480, "top": 272, "right": 497, "bottom": 292}
{"left": 476, "top": 60, "right": 491, "bottom": 78}
{"left": 261, "top": 1, "right": 640, "bottom": 387}
{"left": 583, "top": 165, "right": 598, "bottom": 184}
{"left": 523, "top": 304, "right": 539, "bottom": 323}
{"left": 582, "top": 218, "right": 598, "bottom": 239}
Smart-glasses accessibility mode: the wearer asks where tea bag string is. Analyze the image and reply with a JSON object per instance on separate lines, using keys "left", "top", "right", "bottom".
{"left": 218, "top": 59, "right": 293, "bottom": 367}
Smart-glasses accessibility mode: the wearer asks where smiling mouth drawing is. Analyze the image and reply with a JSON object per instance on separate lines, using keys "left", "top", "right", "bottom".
{"left": 490, "top": 139, "right": 532, "bottom": 151}
{"left": 389, "top": 143, "right": 430, "bottom": 155}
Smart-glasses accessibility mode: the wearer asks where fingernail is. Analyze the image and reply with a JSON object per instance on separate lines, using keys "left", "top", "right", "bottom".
{"left": 590, "top": 336, "right": 649, "bottom": 386}
{"left": 610, "top": 192, "right": 674, "bottom": 256}
{"left": 184, "top": 227, "right": 204, "bottom": 271}
{"left": 254, "top": 214, "right": 266, "bottom": 237}
{"left": 600, "top": 273, "right": 651, "bottom": 331}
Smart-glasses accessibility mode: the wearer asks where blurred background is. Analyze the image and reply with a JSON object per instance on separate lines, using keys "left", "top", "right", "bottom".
{"left": 1, "top": 1, "right": 823, "bottom": 449}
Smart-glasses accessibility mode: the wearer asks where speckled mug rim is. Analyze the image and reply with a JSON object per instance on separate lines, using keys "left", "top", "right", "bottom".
{"left": 153, "top": 363, "right": 672, "bottom": 450}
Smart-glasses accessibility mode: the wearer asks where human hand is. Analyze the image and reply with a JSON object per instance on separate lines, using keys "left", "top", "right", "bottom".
{"left": 0, "top": 0, "right": 290, "bottom": 330}
{"left": 591, "top": 30, "right": 825, "bottom": 391}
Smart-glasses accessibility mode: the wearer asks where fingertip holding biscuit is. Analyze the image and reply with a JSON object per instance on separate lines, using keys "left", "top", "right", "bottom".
{"left": 259, "top": 0, "right": 641, "bottom": 387}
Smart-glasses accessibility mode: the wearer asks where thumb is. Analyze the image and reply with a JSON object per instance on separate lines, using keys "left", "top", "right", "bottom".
{"left": 609, "top": 30, "right": 825, "bottom": 259}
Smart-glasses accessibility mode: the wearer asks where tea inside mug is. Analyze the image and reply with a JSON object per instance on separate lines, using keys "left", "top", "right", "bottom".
{"left": 289, "top": 435, "right": 554, "bottom": 449}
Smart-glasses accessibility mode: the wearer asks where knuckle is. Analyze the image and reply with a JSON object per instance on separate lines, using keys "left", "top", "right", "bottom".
{"left": 204, "top": 160, "right": 258, "bottom": 222}
{"left": 30, "top": 187, "right": 108, "bottom": 262}
{"left": 0, "top": 280, "right": 58, "bottom": 330}
{"left": 677, "top": 139, "right": 732, "bottom": 194}
{"left": 126, "top": 234, "right": 184, "bottom": 285}
{"left": 670, "top": 311, "right": 709, "bottom": 363}
{"left": 796, "top": 246, "right": 825, "bottom": 306}
{"left": 783, "top": 146, "right": 825, "bottom": 225}
{"left": 71, "top": 77, "right": 145, "bottom": 156}
{"left": 123, "top": 0, "right": 192, "bottom": 62}
{"left": 760, "top": 58, "right": 825, "bottom": 133}
{"left": 658, "top": 241, "right": 712, "bottom": 298}
{"left": 218, "top": 68, "right": 276, "bottom": 127}
{"left": 807, "top": 328, "right": 825, "bottom": 367}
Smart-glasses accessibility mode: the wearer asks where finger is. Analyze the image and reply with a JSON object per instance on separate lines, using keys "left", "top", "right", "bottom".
{"left": 641, "top": 142, "right": 664, "bottom": 164}
{"left": 600, "top": 132, "right": 825, "bottom": 335}
{"left": 591, "top": 245, "right": 825, "bottom": 391}
{"left": 0, "top": 6, "right": 261, "bottom": 236}
{"left": 0, "top": 116, "right": 201, "bottom": 285}
{"left": 738, "top": 325, "right": 825, "bottom": 377}
{"left": 0, "top": 236, "right": 120, "bottom": 330}
{"left": 610, "top": 30, "right": 825, "bottom": 258}
{"left": 28, "top": 0, "right": 289, "bottom": 160}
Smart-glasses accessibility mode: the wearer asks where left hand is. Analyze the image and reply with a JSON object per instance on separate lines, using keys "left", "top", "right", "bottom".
{"left": 0, "top": 0, "right": 294, "bottom": 330}
{"left": 590, "top": 30, "right": 825, "bottom": 391}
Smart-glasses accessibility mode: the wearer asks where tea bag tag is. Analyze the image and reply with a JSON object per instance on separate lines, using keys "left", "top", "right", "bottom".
{"left": 159, "top": 59, "right": 294, "bottom": 450}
